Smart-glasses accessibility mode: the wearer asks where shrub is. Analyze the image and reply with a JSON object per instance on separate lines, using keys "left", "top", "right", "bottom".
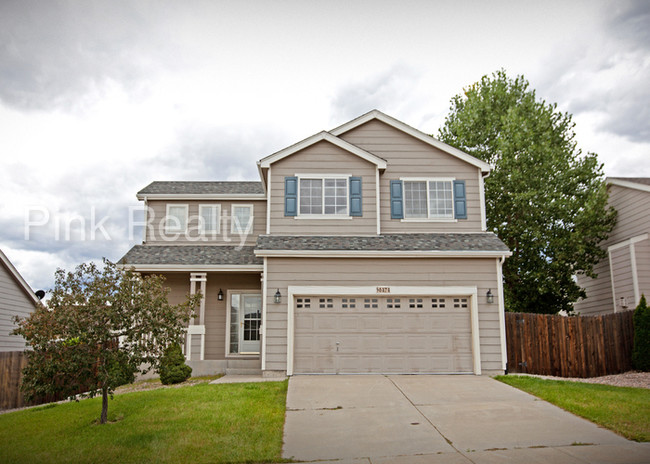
{"left": 632, "top": 294, "right": 650, "bottom": 372}
{"left": 159, "top": 343, "right": 192, "bottom": 385}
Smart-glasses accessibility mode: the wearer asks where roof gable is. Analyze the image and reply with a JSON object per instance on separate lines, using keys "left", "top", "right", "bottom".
{"left": 0, "top": 249, "right": 39, "bottom": 304}
{"left": 330, "top": 110, "right": 491, "bottom": 173}
{"left": 257, "top": 131, "right": 387, "bottom": 169}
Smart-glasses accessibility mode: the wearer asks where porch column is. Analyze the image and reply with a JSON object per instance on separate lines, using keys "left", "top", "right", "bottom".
{"left": 188, "top": 272, "right": 207, "bottom": 361}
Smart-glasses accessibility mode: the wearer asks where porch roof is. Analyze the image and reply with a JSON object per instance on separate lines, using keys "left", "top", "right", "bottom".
{"left": 119, "top": 245, "right": 262, "bottom": 266}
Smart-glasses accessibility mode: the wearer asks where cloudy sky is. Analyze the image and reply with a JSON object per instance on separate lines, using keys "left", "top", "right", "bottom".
{"left": 1, "top": 0, "right": 648, "bottom": 292}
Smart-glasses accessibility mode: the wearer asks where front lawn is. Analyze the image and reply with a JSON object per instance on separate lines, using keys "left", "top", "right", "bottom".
{"left": 496, "top": 375, "right": 650, "bottom": 442}
{"left": 0, "top": 380, "right": 288, "bottom": 464}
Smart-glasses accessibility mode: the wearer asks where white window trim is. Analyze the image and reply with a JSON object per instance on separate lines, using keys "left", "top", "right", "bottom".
{"left": 165, "top": 204, "right": 189, "bottom": 233}
{"left": 198, "top": 204, "right": 221, "bottom": 234}
{"left": 400, "top": 177, "right": 456, "bottom": 222}
{"left": 296, "top": 174, "right": 351, "bottom": 218}
{"left": 225, "top": 289, "right": 262, "bottom": 357}
{"left": 230, "top": 204, "right": 254, "bottom": 234}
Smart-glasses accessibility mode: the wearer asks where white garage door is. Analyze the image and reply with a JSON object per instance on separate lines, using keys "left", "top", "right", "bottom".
{"left": 294, "top": 295, "right": 473, "bottom": 374}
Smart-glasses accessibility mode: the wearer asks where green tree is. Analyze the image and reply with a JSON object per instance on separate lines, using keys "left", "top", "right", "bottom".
{"left": 439, "top": 70, "right": 616, "bottom": 314}
{"left": 13, "top": 260, "right": 200, "bottom": 424}
{"left": 632, "top": 295, "right": 650, "bottom": 371}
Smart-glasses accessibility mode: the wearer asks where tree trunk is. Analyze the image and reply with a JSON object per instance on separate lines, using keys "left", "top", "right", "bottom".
{"left": 100, "top": 386, "right": 108, "bottom": 424}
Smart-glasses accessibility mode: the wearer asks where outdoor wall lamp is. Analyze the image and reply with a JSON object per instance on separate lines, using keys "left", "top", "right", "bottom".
{"left": 274, "top": 289, "right": 282, "bottom": 304}
{"left": 218, "top": 289, "right": 224, "bottom": 301}
{"left": 486, "top": 289, "right": 494, "bottom": 304}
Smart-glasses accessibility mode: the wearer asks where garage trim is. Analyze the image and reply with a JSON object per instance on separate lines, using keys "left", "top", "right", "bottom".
{"left": 286, "top": 285, "right": 481, "bottom": 376}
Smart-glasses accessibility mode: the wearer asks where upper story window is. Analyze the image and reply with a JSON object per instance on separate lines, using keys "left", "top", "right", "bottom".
{"left": 165, "top": 204, "right": 188, "bottom": 232}
{"left": 231, "top": 204, "right": 254, "bottom": 234}
{"left": 404, "top": 179, "right": 454, "bottom": 219}
{"left": 199, "top": 205, "right": 221, "bottom": 233}
{"left": 299, "top": 176, "right": 348, "bottom": 216}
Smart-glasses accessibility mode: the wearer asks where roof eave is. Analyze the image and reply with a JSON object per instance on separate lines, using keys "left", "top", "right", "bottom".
{"left": 135, "top": 193, "right": 267, "bottom": 201}
{"left": 606, "top": 177, "right": 650, "bottom": 193}
{"left": 0, "top": 249, "right": 40, "bottom": 304}
{"left": 254, "top": 250, "right": 512, "bottom": 258}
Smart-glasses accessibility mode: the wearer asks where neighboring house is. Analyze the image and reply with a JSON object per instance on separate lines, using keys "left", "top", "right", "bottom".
{"left": 0, "top": 249, "right": 39, "bottom": 351}
{"left": 575, "top": 177, "right": 650, "bottom": 315}
{"left": 120, "top": 110, "right": 511, "bottom": 376}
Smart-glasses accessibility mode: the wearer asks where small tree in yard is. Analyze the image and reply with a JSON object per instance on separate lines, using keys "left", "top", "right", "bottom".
{"left": 632, "top": 295, "right": 650, "bottom": 372}
{"left": 13, "top": 260, "right": 201, "bottom": 424}
{"left": 159, "top": 343, "right": 192, "bottom": 385}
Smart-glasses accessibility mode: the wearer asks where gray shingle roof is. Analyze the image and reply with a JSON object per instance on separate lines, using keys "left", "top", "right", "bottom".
{"left": 119, "top": 245, "right": 262, "bottom": 266}
{"left": 138, "top": 181, "right": 265, "bottom": 195}
{"left": 256, "top": 233, "right": 510, "bottom": 252}
{"left": 609, "top": 177, "right": 650, "bottom": 186}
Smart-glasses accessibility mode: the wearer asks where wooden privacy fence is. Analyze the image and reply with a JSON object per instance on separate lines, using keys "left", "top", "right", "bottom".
{"left": 506, "top": 310, "right": 635, "bottom": 378}
{"left": 0, "top": 351, "right": 29, "bottom": 409}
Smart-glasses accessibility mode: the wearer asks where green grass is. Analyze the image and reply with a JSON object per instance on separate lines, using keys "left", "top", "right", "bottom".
{"left": 0, "top": 380, "right": 288, "bottom": 464}
{"left": 495, "top": 375, "right": 650, "bottom": 442}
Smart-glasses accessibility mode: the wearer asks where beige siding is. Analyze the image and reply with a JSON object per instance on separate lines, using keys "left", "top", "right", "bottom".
{"left": 268, "top": 140, "right": 378, "bottom": 235}
{"left": 153, "top": 272, "right": 261, "bottom": 360}
{"left": 636, "top": 238, "right": 650, "bottom": 303}
{"left": 265, "top": 257, "right": 503, "bottom": 374}
{"left": 0, "top": 262, "right": 36, "bottom": 351}
{"left": 338, "top": 119, "right": 484, "bottom": 233}
{"left": 575, "top": 259, "right": 614, "bottom": 316}
{"left": 575, "top": 184, "right": 650, "bottom": 314}
{"left": 145, "top": 200, "right": 266, "bottom": 246}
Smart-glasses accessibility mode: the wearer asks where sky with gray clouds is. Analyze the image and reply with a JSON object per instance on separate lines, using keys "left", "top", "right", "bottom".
{"left": 1, "top": 0, "right": 648, "bottom": 292}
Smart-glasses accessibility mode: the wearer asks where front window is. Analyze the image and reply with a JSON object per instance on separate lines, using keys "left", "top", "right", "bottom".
{"left": 165, "top": 205, "right": 188, "bottom": 232}
{"left": 299, "top": 177, "right": 348, "bottom": 215}
{"left": 404, "top": 179, "right": 454, "bottom": 219}
{"left": 231, "top": 205, "right": 253, "bottom": 234}
{"left": 199, "top": 205, "right": 220, "bottom": 233}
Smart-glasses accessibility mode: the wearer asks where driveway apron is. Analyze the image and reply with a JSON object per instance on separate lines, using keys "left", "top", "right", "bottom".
{"left": 282, "top": 375, "right": 647, "bottom": 463}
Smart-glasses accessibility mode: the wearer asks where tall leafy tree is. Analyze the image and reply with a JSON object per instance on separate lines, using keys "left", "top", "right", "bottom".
{"left": 13, "top": 260, "right": 200, "bottom": 424}
{"left": 439, "top": 70, "right": 616, "bottom": 314}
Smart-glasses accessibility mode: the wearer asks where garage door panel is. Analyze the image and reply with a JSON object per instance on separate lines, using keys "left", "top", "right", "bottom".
{"left": 294, "top": 295, "right": 473, "bottom": 374}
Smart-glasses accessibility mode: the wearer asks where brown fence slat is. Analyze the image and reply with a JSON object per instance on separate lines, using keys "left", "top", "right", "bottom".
{"left": 506, "top": 310, "right": 635, "bottom": 378}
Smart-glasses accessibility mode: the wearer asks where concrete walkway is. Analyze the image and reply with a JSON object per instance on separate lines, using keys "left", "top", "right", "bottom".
{"left": 282, "top": 375, "right": 649, "bottom": 463}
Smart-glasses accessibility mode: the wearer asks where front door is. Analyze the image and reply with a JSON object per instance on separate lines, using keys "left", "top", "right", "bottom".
{"left": 229, "top": 293, "right": 262, "bottom": 355}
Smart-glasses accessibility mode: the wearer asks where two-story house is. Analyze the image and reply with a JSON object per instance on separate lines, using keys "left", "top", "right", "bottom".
{"left": 574, "top": 177, "right": 650, "bottom": 315}
{"left": 119, "top": 110, "right": 511, "bottom": 377}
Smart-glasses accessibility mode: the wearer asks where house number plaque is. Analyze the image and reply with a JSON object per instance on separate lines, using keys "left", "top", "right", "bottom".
{"left": 376, "top": 287, "right": 391, "bottom": 294}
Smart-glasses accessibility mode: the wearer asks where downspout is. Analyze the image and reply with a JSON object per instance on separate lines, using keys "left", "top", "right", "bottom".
{"left": 497, "top": 255, "right": 507, "bottom": 373}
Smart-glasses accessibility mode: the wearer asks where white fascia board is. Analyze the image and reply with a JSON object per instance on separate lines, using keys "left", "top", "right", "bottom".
{"left": 136, "top": 193, "right": 267, "bottom": 201}
{"left": 258, "top": 131, "right": 387, "bottom": 169}
{"left": 0, "top": 249, "right": 40, "bottom": 304}
{"left": 330, "top": 110, "right": 492, "bottom": 173}
{"left": 607, "top": 233, "right": 649, "bottom": 252}
{"left": 607, "top": 178, "right": 650, "bottom": 193}
{"left": 118, "top": 264, "right": 263, "bottom": 272}
{"left": 255, "top": 250, "right": 513, "bottom": 258}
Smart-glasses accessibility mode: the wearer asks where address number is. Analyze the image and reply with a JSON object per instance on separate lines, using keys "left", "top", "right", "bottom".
{"left": 376, "top": 287, "right": 391, "bottom": 294}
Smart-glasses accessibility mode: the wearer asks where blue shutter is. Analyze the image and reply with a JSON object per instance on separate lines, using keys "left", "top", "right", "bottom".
{"left": 390, "top": 180, "right": 403, "bottom": 219}
{"left": 285, "top": 176, "right": 298, "bottom": 216}
{"left": 349, "top": 177, "right": 362, "bottom": 217}
{"left": 453, "top": 180, "right": 467, "bottom": 219}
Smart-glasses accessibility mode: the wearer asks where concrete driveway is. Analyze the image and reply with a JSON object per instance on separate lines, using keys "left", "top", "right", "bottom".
{"left": 282, "top": 375, "right": 649, "bottom": 463}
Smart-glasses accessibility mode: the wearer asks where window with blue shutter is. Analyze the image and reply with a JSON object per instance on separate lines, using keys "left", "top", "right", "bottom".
{"left": 390, "top": 180, "right": 404, "bottom": 219}
{"left": 453, "top": 180, "right": 467, "bottom": 219}
{"left": 349, "top": 177, "right": 362, "bottom": 216}
{"left": 284, "top": 176, "right": 297, "bottom": 216}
